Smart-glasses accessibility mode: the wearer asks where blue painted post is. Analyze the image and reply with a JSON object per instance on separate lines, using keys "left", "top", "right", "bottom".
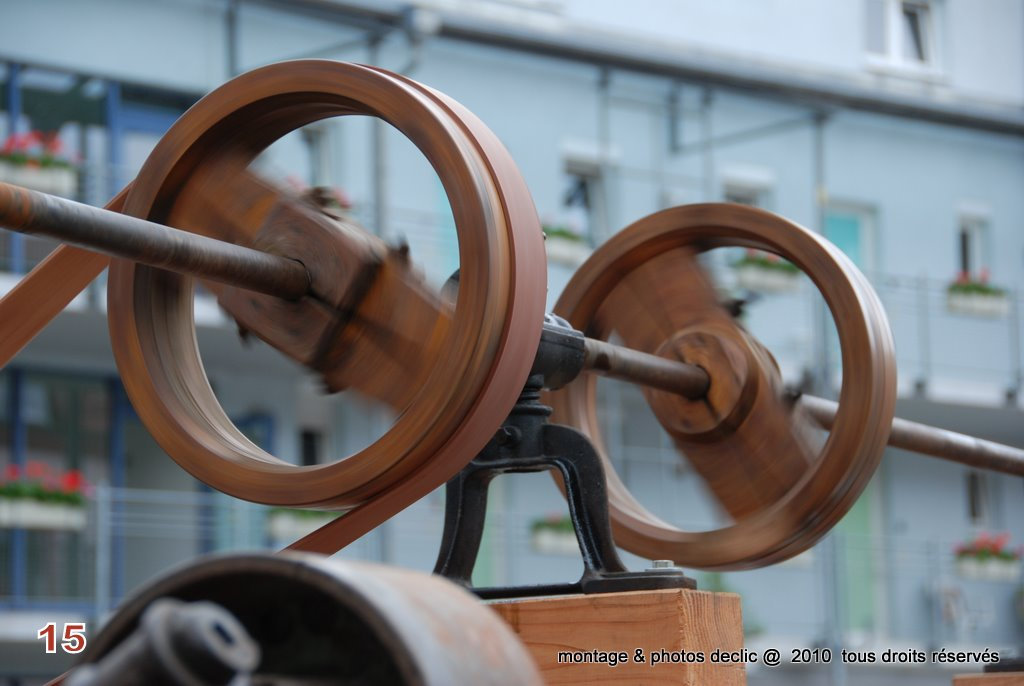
{"left": 105, "top": 81, "right": 123, "bottom": 199}
{"left": 8, "top": 368, "right": 27, "bottom": 606}
{"left": 6, "top": 63, "right": 25, "bottom": 273}
{"left": 107, "top": 377, "right": 127, "bottom": 601}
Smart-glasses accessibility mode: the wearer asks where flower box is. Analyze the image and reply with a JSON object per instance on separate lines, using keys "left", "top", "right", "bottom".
{"left": 0, "top": 498, "right": 86, "bottom": 531}
{"left": 956, "top": 557, "right": 1021, "bottom": 582}
{"left": 0, "top": 161, "right": 77, "bottom": 197}
{"left": 529, "top": 514, "right": 579, "bottom": 555}
{"left": 545, "top": 236, "right": 592, "bottom": 267}
{"left": 946, "top": 292, "right": 1009, "bottom": 318}
{"left": 0, "top": 463, "right": 90, "bottom": 531}
{"left": 734, "top": 264, "right": 801, "bottom": 293}
{"left": 530, "top": 528, "right": 579, "bottom": 555}
{"left": 954, "top": 532, "right": 1021, "bottom": 582}
{"left": 266, "top": 509, "right": 338, "bottom": 542}
{"left": 732, "top": 251, "right": 801, "bottom": 293}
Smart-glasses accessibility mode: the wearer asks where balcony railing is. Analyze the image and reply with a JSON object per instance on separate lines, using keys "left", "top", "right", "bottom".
{"left": 0, "top": 486, "right": 1019, "bottom": 655}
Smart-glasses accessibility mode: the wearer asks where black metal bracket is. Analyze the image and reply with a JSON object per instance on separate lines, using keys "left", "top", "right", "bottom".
{"left": 433, "top": 315, "right": 695, "bottom": 599}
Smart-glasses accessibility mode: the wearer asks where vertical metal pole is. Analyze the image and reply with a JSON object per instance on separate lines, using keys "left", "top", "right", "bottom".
{"left": 8, "top": 368, "right": 26, "bottom": 606}
{"left": 925, "top": 540, "right": 940, "bottom": 649}
{"left": 94, "top": 484, "right": 111, "bottom": 622}
{"left": 812, "top": 113, "right": 832, "bottom": 394}
{"left": 700, "top": 87, "right": 714, "bottom": 201}
{"left": 105, "top": 81, "right": 123, "bottom": 201}
{"left": 6, "top": 63, "right": 24, "bottom": 273}
{"left": 106, "top": 378, "right": 126, "bottom": 601}
{"left": 596, "top": 67, "right": 612, "bottom": 243}
{"left": 821, "top": 533, "right": 847, "bottom": 686}
{"left": 667, "top": 82, "right": 682, "bottom": 156}
{"left": 1009, "top": 287, "right": 1022, "bottom": 403}
{"left": 226, "top": 0, "right": 240, "bottom": 78}
{"left": 917, "top": 275, "right": 931, "bottom": 394}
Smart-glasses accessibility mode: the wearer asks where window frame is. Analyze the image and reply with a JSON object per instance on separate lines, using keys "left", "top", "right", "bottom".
{"left": 864, "top": 0, "right": 944, "bottom": 80}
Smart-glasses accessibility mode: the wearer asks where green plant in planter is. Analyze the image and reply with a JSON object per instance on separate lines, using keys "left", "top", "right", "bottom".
{"left": 955, "top": 532, "right": 1020, "bottom": 562}
{"left": 732, "top": 249, "right": 800, "bottom": 274}
{"left": 268, "top": 507, "right": 338, "bottom": 520}
{"left": 0, "top": 462, "right": 89, "bottom": 506}
{"left": 530, "top": 513, "right": 575, "bottom": 535}
{"left": 948, "top": 268, "right": 1006, "bottom": 297}
{"left": 0, "top": 131, "right": 76, "bottom": 170}
{"left": 542, "top": 224, "right": 586, "bottom": 244}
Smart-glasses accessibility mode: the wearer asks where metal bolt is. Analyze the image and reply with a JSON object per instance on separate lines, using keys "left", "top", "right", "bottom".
{"left": 651, "top": 559, "right": 674, "bottom": 569}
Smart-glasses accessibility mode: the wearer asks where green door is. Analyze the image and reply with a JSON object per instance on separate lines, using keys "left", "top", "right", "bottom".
{"left": 825, "top": 207, "right": 879, "bottom": 635}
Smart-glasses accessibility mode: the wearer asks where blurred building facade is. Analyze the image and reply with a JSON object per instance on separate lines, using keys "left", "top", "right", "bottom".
{"left": 0, "top": 0, "right": 1023, "bottom": 684}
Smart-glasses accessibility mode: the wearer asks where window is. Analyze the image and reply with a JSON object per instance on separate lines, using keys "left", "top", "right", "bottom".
{"left": 865, "top": 0, "right": 939, "bottom": 71}
{"left": 957, "top": 215, "right": 989, "bottom": 280}
{"left": 300, "top": 428, "right": 322, "bottom": 467}
{"left": 559, "top": 161, "right": 606, "bottom": 244}
{"left": 900, "top": 2, "right": 930, "bottom": 63}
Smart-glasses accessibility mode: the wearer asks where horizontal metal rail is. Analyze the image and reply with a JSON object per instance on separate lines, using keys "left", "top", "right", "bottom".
{"left": 0, "top": 182, "right": 310, "bottom": 299}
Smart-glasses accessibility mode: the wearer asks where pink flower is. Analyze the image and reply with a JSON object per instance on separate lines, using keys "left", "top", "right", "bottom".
{"left": 331, "top": 187, "right": 352, "bottom": 210}
{"left": 955, "top": 271, "right": 969, "bottom": 285}
{"left": 979, "top": 267, "right": 990, "bottom": 284}
{"left": 25, "top": 460, "right": 49, "bottom": 480}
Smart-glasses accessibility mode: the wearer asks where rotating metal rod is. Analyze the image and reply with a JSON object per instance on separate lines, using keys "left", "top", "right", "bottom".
{"left": 583, "top": 337, "right": 711, "bottom": 399}
{"left": 581, "top": 340, "right": 1024, "bottom": 477}
{"left": 0, "top": 182, "right": 310, "bottom": 299}
{"left": 799, "top": 395, "right": 1024, "bottom": 477}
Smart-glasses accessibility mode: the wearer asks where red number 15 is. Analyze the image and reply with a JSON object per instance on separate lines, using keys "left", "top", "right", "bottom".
{"left": 37, "top": 622, "right": 87, "bottom": 654}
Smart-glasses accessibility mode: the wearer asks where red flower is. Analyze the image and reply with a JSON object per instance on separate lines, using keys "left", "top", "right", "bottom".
{"left": 955, "top": 271, "right": 970, "bottom": 285}
{"left": 60, "top": 470, "right": 86, "bottom": 494}
{"left": 3, "top": 464, "right": 18, "bottom": 481}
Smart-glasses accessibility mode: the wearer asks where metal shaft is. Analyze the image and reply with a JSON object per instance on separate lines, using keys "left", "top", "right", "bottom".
{"left": 580, "top": 335, "right": 1024, "bottom": 477}
{"left": 0, "top": 182, "right": 310, "bottom": 299}
{"left": 583, "top": 336, "right": 711, "bottom": 399}
{"left": 800, "top": 394, "right": 1024, "bottom": 477}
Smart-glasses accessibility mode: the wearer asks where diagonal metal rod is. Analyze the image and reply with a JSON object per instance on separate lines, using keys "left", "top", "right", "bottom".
{"left": 0, "top": 182, "right": 310, "bottom": 299}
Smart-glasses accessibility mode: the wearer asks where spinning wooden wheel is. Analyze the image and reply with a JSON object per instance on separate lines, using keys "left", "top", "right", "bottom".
{"left": 548, "top": 203, "right": 896, "bottom": 569}
{"left": 0, "top": 60, "right": 547, "bottom": 551}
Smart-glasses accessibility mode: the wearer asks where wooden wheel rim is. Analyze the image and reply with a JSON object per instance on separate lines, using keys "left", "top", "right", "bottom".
{"left": 107, "top": 61, "right": 546, "bottom": 508}
{"left": 551, "top": 203, "right": 896, "bottom": 569}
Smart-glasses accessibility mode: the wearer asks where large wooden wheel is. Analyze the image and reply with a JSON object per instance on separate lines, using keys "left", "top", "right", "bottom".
{"left": 101, "top": 62, "right": 546, "bottom": 540}
{"left": 550, "top": 203, "right": 896, "bottom": 569}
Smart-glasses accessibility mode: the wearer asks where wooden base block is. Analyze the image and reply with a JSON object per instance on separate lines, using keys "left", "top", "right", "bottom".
{"left": 953, "top": 674, "right": 1024, "bottom": 685}
{"left": 490, "top": 588, "right": 745, "bottom": 685}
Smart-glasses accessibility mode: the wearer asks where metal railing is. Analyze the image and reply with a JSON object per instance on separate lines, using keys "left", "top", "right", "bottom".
{"left": 0, "top": 485, "right": 1019, "bottom": 653}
